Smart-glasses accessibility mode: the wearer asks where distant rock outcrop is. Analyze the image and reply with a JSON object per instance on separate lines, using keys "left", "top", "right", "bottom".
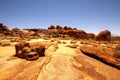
{"left": 87, "top": 33, "right": 95, "bottom": 39}
{"left": 56, "top": 25, "right": 63, "bottom": 30}
{"left": 67, "top": 30, "right": 88, "bottom": 39}
{"left": 63, "top": 26, "right": 72, "bottom": 30}
{"left": 0, "top": 23, "right": 9, "bottom": 33}
{"left": 95, "top": 30, "right": 111, "bottom": 41}
{"left": 48, "top": 25, "right": 56, "bottom": 29}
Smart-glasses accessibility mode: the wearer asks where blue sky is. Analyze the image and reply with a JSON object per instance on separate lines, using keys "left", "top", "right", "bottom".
{"left": 0, "top": 0, "right": 120, "bottom": 35}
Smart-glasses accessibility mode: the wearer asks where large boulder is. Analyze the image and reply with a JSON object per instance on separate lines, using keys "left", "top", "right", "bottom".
{"left": 15, "top": 41, "right": 46, "bottom": 60}
{"left": 63, "top": 26, "right": 72, "bottom": 30}
{"left": 87, "top": 33, "right": 95, "bottom": 39}
{"left": 15, "top": 41, "right": 30, "bottom": 58}
{"left": 95, "top": 30, "right": 111, "bottom": 41}
{"left": 56, "top": 25, "right": 63, "bottom": 30}
{"left": 67, "top": 30, "right": 88, "bottom": 39}
{"left": 0, "top": 23, "right": 9, "bottom": 33}
{"left": 30, "top": 43, "right": 46, "bottom": 56}
{"left": 48, "top": 25, "right": 55, "bottom": 29}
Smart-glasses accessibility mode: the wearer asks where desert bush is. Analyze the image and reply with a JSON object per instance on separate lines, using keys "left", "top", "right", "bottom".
{"left": 102, "top": 48, "right": 105, "bottom": 51}
{"left": 116, "top": 44, "right": 120, "bottom": 50}
{"left": 54, "top": 44, "right": 58, "bottom": 50}
{"left": 97, "top": 41, "right": 101, "bottom": 44}
{"left": 84, "top": 41, "right": 89, "bottom": 44}
{"left": 80, "top": 41, "right": 84, "bottom": 44}
{"left": 70, "top": 40, "right": 77, "bottom": 44}
{"left": 50, "top": 39, "right": 55, "bottom": 42}
{"left": 12, "top": 27, "right": 20, "bottom": 31}
{"left": 62, "top": 41, "right": 66, "bottom": 44}
{"left": 56, "top": 40, "right": 61, "bottom": 44}
{"left": 66, "top": 44, "right": 78, "bottom": 48}
{"left": 0, "top": 40, "right": 11, "bottom": 46}
{"left": 0, "top": 40, "right": 1, "bottom": 45}
{"left": 93, "top": 44, "right": 98, "bottom": 47}
{"left": 102, "top": 41, "right": 109, "bottom": 44}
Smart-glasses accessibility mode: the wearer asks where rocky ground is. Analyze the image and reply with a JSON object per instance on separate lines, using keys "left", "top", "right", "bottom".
{"left": 0, "top": 38, "right": 120, "bottom": 80}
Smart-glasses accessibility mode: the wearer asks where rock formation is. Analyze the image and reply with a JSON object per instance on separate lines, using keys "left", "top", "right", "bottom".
{"left": 87, "top": 33, "right": 95, "bottom": 39}
{"left": 80, "top": 45, "right": 120, "bottom": 70}
{"left": 0, "top": 23, "right": 9, "bottom": 33}
{"left": 56, "top": 25, "right": 63, "bottom": 30}
{"left": 95, "top": 30, "right": 111, "bottom": 41}
{"left": 63, "top": 26, "right": 72, "bottom": 30}
{"left": 15, "top": 41, "right": 46, "bottom": 60}
{"left": 15, "top": 41, "right": 30, "bottom": 58}
{"left": 48, "top": 25, "right": 55, "bottom": 29}
{"left": 67, "top": 30, "right": 88, "bottom": 39}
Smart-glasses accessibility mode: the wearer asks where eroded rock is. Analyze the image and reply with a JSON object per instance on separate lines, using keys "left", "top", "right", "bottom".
{"left": 80, "top": 45, "right": 120, "bottom": 70}
{"left": 15, "top": 41, "right": 46, "bottom": 60}
{"left": 0, "top": 23, "right": 9, "bottom": 33}
{"left": 68, "top": 30, "right": 88, "bottom": 39}
{"left": 88, "top": 33, "right": 95, "bottom": 39}
{"left": 95, "top": 30, "right": 111, "bottom": 41}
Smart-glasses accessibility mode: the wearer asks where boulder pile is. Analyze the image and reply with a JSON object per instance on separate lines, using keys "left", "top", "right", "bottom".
{"left": 15, "top": 41, "right": 45, "bottom": 60}
{"left": 0, "top": 23, "right": 112, "bottom": 41}
{"left": 0, "top": 23, "right": 9, "bottom": 33}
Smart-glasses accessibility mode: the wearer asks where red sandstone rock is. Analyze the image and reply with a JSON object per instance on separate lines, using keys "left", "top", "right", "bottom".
{"left": 56, "top": 25, "right": 63, "bottom": 30}
{"left": 95, "top": 30, "right": 111, "bottom": 41}
{"left": 88, "top": 33, "right": 95, "bottom": 39}
{"left": 30, "top": 44, "right": 45, "bottom": 56}
{"left": 15, "top": 41, "right": 46, "bottom": 59}
{"left": 64, "top": 26, "right": 72, "bottom": 30}
{"left": 15, "top": 41, "right": 30, "bottom": 58}
{"left": 68, "top": 30, "right": 88, "bottom": 39}
{"left": 0, "top": 23, "right": 9, "bottom": 33}
{"left": 80, "top": 45, "right": 120, "bottom": 70}
{"left": 48, "top": 25, "right": 55, "bottom": 29}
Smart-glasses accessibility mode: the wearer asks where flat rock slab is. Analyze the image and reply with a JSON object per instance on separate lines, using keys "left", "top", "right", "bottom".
{"left": 0, "top": 44, "right": 120, "bottom": 80}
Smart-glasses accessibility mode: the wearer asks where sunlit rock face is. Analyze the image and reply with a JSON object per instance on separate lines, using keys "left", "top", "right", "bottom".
{"left": 95, "top": 30, "right": 111, "bottom": 41}
{"left": 80, "top": 45, "right": 120, "bottom": 70}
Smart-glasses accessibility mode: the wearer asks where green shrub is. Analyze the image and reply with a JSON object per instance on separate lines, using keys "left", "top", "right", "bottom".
{"left": 12, "top": 27, "right": 20, "bottom": 31}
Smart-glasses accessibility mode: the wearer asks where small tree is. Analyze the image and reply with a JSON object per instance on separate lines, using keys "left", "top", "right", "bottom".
{"left": 12, "top": 27, "right": 20, "bottom": 31}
